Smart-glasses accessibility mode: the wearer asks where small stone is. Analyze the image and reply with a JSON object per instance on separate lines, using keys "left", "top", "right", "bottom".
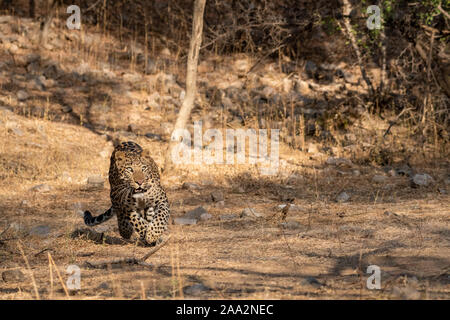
{"left": 372, "top": 175, "right": 388, "bottom": 183}
{"left": 280, "top": 221, "right": 301, "bottom": 229}
{"left": 184, "top": 206, "right": 208, "bottom": 220}
{"left": 62, "top": 171, "right": 72, "bottom": 183}
{"left": 183, "top": 283, "right": 210, "bottom": 296}
{"left": 17, "top": 90, "right": 29, "bottom": 101}
{"left": 210, "top": 191, "right": 224, "bottom": 202}
{"left": 396, "top": 164, "right": 414, "bottom": 177}
{"left": 174, "top": 217, "right": 197, "bottom": 225}
{"left": 326, "top": 157, "right": 352, "bottom": 167}
{"left": 87, "top": 175, "right": 104, "bottom": 189}
{"left": 2, "top": 270, "right": 25, "bottom": 282}
{"left": 301, "top": 276, "right": 323, "bottom": 288}
{"left": 219, "top": 214, "right": 237, "bottom": 221}
{"left": 391, "top": 286, "right": 421, "bottom": 300}
{"left": 30, "top": 225, "right": 51, "bottom": 237}
{"left": 213, "top": 200, "right": 225, "bottom": 208}
{"left": 384, "top": 211, "right": 398, "bottom": 217}
{"left": 336, "top": 191, "right": 350, "bottom": 203}
{"left": 232, "top": 186, "right": 245, "bottom": 194}
{"left": 30, "top": 184, "right": 51, "bottom": 192}
{"left": 61, "top": 105, "right": 72, "bottom": 113}
{"left": 241, "top": 208, "right": 264, "bottom": 218}
{"left": 438, "top": 188, "right": 447, "bottom": 195}
{"left": 412, "top": 174, "right": 434, "bottom": 187}
{"left": 353, "top": 170, "right": 361, "bottom": 176}
{"left": 182, "top": 182, "right": 200, "bottom": 190}
{"left": 200, "top": 213, "right": 212, "bottom": 221}
{"left": 145, "top": 133, "right": 162, "bottom": 141}
{"left": 10, "top": 127, "right": 24, "bottom": 136}
{"left": 97, "top": 282, "right": 110, "bottom": 290}
{"left": 10, "top": 222, "right": 26, "bottom": 233}
{"left": 307, "top": 143, "right": 319, "bottom": 154}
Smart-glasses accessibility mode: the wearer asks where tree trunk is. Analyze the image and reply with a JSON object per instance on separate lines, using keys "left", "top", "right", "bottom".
{"left": 163, "top": 0, "right": 206, "bottom": 172}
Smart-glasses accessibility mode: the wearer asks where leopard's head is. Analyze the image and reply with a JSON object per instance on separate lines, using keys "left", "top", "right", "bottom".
{"left": 113, "top": 149, "right": 154, "bottom": 193}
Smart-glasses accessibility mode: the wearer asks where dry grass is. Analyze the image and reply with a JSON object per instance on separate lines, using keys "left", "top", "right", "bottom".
{"left": 0, "top": 12, "right": 449, "bottom": 300}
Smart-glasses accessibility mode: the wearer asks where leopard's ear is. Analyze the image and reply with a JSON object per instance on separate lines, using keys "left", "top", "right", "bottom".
{"left": 114, "top": 150, "right": 126, "bottom": 166}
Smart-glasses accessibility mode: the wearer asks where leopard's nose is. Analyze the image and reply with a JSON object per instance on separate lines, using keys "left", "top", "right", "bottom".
{"left": 133, "top": 170, "right": 145, "bottom": 186}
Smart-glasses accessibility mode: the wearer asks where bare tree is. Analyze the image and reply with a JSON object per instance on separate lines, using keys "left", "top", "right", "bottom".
{"left": 163, "top": 0, "right": 206, "bottom": 172}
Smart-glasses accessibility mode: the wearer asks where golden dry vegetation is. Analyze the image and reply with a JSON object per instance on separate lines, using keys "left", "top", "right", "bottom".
{"left": 0, "top": 2, "right": 449, "bottom": 300}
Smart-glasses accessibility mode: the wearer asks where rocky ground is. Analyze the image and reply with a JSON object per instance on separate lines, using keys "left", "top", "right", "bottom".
{"left": 0, "top": 14, "right": 449, "bottom": 299}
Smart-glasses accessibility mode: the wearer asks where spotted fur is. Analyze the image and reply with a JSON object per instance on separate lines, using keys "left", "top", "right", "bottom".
{"left": 84, "top": 141, "right": 170, "bottom": 245}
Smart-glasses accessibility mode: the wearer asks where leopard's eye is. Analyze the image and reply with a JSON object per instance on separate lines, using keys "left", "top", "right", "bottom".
{"left": 127, "top": 167, "right": 133, "bottom": 173}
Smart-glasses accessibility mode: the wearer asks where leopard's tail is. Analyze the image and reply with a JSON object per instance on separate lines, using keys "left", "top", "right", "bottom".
{"left": 84, "top": 207, "right": 115, "bottom": 226}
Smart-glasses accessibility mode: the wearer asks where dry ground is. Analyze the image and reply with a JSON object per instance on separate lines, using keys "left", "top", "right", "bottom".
{"left": 0, "top": 108, "right": 448, "bottom": 299}
{"left": 0, "top": 13, "right": 449, "bottom": 300}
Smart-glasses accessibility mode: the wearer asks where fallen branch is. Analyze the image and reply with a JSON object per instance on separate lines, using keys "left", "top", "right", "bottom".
{"left": 438, "top": 3, "right": 450, "bottom": 20}
{"left": 84, "top": 235, "right": 171, "bottom": 269}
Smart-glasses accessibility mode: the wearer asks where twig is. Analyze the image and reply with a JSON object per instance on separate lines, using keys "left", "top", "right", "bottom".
{"left": 18, "top": 242, "right": 40, "bottom": 299}
{"left": 85, "top": 235, "right": 171, "bottom": 269}
{"left": 383, "top": 107, "right": 414, "bottom": 137}
{"left": 438, "top": 3, "right": 450, "bottom": 20}
{"left": 47, "top": 252, "right": 70, "bottom": 298}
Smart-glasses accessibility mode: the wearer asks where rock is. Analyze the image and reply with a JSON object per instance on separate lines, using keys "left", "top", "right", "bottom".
{"left": 30, "top": 184, "right": 52, "bottom": 192}
{"left": 210, "top": 191, "right": 224, "bottom": 202}
{"left": 391, "top": 286, "right": 421, "bottom": 300}
{"left": 174, "top": 217, "right": 197, "bottom": 225}
{"left": 17, "top": 90, "right": 29, "bottom": 101}
{"left": 438, "top": 188, "right": 447, "bottom": 195}
{"left": 219, "top": 214, "right": 237, "bottom": 221}
{"left": 182, "top": 182, "right": 200, "bottom": 191}
{"left": 336, "top": 191, "right": 350, "bottom": 203}
{"left": 353, "top": 170, "right": 361, "bottom": 177}
{"left": 30, "top": 225, "right": 51, "bottom": 237}
{"left": 277, "top": 204, "right": 300, "bottom": 213}
{"left": 412, "top": 174, "right": 434, "bottom": 187}
{"left": 200, "top": 213, "right": 212, "bottom": 221}
{"left": 279, "top": 221, "right": 301, "bottom": 229}
{"left": 184, "top": 206, "right": 208, "bottom": 220}
{"left": 2, "top": 270, "right": 25, "bottom": 282}
{"left": 286, "top": 173, "right": 303, "bottom": 185}
{"left": 305, "top": 61, "right": 318, "bottom": 78}
{"left": 384, "top": 211, "right": 399, "bottom": 217}
{"left": 326, "top": 157, "right": 352, "bottom": 167}
{"left": 87, "top": 175, "right": 104, "bottom": 189}
{"left": 10, "top": 222, "right": 26, "bottom": 233}
{"left": 301, "top": 276, "right": 323, "bottom": 288}
{"left": 61, "top": 105, "right": 72, "bottom": 113}
{"left": 307, "top": 143, "right": 319, "bottom": 154}
{"left": 145, "top": 133, "right": 162, "bottom": 141}
{"left": 295, "top": 79, "right": 312, "bottom": 95}
{"left": 372, "top": 175, "right": 388, "bottom": 183}
{"left": 232, "top": 186, "right": 245, "bottom": 194}
{"left": 9, "top": 127, "right": 23, "bottom": 136}
{"left": 183, "top": 283, "right": 210, "bottom": 296}
{"left": 396, "top": 164, "right": 414, "bottom": 177}
{"left": 241, "top": 208, "right": 264, "bottom": 218}
{"left": 62, "top": 171, "right": 72, "bottom": 183}
{"left": 97, "top": 282, "right": 110, "bottom": 290}
{"left": 213, "top": 201, "right": 225, "bottom": 208}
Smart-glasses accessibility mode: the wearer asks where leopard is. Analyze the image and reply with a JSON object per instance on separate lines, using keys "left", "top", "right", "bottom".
{"left": 83, "top": 141, "right": 170, "bottom": 245}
